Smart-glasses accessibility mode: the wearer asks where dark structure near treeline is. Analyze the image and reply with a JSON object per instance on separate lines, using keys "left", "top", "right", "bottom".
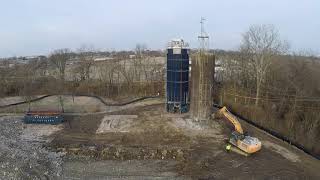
{"left": 165, "top": 38, "right": 215, "bottom": 119}
{"left": 166, "top": 39, "right": 190, "bottom": 113}
{"left": 24, "top": 111, "right": 64, "bottom": 124}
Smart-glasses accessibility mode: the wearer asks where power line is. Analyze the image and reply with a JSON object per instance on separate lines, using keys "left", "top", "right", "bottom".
{"left": 221, "top": 92, "right": 320, "bottom": 110}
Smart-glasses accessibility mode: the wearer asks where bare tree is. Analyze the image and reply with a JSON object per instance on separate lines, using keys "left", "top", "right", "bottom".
{"left": 98, "top": 62, "right": 116, "bottom": 85}
{"left": 49, "top": 49, "right": 71, "bottom": 81}
{"left": 117, "top": 59, "right": 135, "bottom": 86}
{"left": 132, "top": 44, "right": 147, "bottom": 82}
{"left": 20, "top": 61, "right": 43, "bottom": 111}
{"left": 98, "top": 61, "right": 117, "bottom": 96}
{"left": 0, "top": 66, "right": 10, "bottom": 98}
{"left": 75, "top": 45, "right": 95, "bottom": 81}
{"left": 240, "top": 24, "right": 289, "bottom": 106}
{"left": 48, "top": 48, "right": 72, "bottom": 112}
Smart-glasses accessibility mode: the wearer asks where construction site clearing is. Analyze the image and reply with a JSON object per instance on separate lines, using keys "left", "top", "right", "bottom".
{"left": 0, "top": 95, "right": 320, "bottom": 179}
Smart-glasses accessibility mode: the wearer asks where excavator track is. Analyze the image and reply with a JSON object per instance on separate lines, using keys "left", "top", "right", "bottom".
{"left": 226, "top": 143, "right": 249, "bottom": 157}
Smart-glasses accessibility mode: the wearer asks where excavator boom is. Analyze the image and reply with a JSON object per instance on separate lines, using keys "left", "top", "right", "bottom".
{"left": 218, "top": 107, "right": 244, "bottom": 134}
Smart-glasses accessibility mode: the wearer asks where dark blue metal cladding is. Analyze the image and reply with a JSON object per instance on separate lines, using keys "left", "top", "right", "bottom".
{"left": 166, "top": 48, "right": 189, "bottom": 113}
{"left": 24, "top": 114, "right": 64, "bottom": 124}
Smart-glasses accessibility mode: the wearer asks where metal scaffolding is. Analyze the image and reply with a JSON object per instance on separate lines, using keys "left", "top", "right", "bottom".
{"left": 190, "top": 18, "right": 215, "bottom": 120}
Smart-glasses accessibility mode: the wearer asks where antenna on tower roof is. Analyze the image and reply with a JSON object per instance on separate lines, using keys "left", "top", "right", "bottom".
{"left": 198, "top": 17, "right": 209, "bottom": 52}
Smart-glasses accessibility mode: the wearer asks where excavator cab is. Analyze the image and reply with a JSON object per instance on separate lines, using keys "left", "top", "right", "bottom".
{"left": 231, "top": 131, "right": 245, "bottom": 140}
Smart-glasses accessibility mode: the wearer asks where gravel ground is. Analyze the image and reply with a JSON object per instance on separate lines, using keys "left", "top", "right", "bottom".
{"left": 0, "top": 116, "right": 64, "bottom": 179}
{"left": 1, "top": 97, "right": 319, "bottom": 179}
{"left": 96, "top": 115, "right": 138, "bottom": 133}
{"left": 50, "top": 103, "right": 320, "bottom": 179}
{"left": 61, "top": 157, "right": 186, "bottom": 180}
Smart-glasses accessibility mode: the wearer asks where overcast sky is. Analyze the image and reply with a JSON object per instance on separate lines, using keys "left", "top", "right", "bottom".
{"left": 0, "top": 0, "right": 319, "bottom": 57}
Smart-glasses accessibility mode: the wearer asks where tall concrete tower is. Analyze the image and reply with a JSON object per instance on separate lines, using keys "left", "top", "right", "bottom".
{"left": 190, "top": 18, "right": 215, "bottom": 121}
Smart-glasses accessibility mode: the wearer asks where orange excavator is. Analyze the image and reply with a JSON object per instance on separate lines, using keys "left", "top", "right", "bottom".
{"left": 217, "top": 106, "right": 262, "bottom": 156}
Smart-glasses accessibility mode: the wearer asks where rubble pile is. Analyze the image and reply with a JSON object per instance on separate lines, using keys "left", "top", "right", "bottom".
{"left": 0, "top": 116, "right": 64, "bottom": 179}
{"left": 59, "top": 146, "right": 188, "bottom": 161}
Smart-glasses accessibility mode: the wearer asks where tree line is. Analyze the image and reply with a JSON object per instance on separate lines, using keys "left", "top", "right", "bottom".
{"left": 0, "top": 44, "right": 165, "bottom": 111}
{"left": 215, "top": 24, "right": 320, "bottom": 158}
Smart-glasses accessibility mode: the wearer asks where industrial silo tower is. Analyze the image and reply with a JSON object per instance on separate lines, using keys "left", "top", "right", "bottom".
{"left": 190, "top": 18, "right": 215, "bottom": 121}
{"left": 166, "top": 39, "right": 190, "bottom": 113}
